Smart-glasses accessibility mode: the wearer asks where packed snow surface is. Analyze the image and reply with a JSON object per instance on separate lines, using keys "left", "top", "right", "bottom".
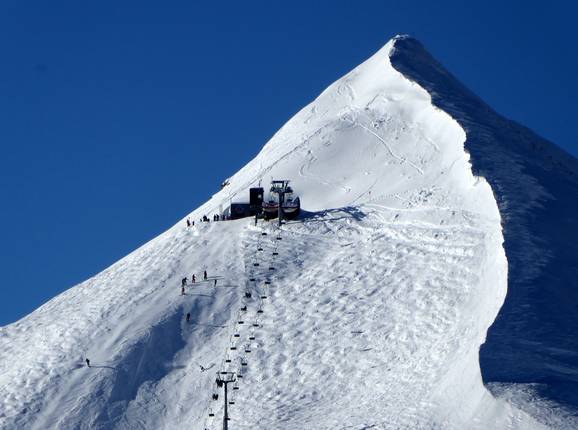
{"left": 390, "top": 37, "right": 578, "bottom": 419}
{"left": 1, "top": 36, "right": 574, "bottom": 429}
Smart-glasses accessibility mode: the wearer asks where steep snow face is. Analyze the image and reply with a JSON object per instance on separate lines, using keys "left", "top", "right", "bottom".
{"left": 0, "top": 37, "right": 554, "bottom": 429}
{"left": 390, "top": 37, "right": 578, "bottom": 419}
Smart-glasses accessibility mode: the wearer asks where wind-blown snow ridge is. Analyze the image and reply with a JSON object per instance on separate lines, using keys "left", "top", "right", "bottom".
{"left": 390, "top": 36, "right": 578, "bottom": 424}
{"left": 0, "top": 36, "right": 574, "bottom": 429}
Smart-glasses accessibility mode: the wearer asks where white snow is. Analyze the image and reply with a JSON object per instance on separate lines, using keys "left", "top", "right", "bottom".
{"left": 0, "top": 37, "right": 560, "bottom": 429}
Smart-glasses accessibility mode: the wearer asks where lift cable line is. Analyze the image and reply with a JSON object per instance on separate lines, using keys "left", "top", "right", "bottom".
{"left": 203, "top": 217, "right": 284, "bottom": 429}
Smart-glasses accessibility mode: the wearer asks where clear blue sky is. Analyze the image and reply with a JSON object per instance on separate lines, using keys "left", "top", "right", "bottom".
{"left": 1, "top": 1, "right": 576, "bottom": 325}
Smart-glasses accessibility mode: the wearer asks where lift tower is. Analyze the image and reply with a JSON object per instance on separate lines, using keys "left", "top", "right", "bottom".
{"left": 215, "top": 371, "right": 236, "bottom": 430}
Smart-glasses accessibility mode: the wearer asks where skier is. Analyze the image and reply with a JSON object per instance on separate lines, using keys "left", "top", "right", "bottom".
{"left": 186, "top": 218, "right": 191, "bottom": 228}
{"left": 186, "top": 312, "right": 191, "bottom": 322}
{"left": 200, "top": 364, "right": 206, "bottom": 372}
{"left": 214, "top": 279, "right": 217, "bottom": 287}
{"left": 181, "top": 277, "right": 187, "bottom": 287}
{"left": 254, "top": 213, "right": 258, "bottom": 226}
{"left": 181, "top": 285, "right": 185, "bottom": 296}
{"left": 85, "top": 358, "right": 90, "bottom": 368}
{"left": 203, "top": 270, "right": 207, "bottom": 280}
{"left": 192, "top": 274, "right": 196, "bottom": 284}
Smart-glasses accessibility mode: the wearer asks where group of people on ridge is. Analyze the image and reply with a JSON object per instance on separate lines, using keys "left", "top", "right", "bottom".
{"left": 186, "top": 213, "right": 229, "bottom": 228}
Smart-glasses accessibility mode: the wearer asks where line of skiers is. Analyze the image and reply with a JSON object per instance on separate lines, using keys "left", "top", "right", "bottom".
{"left": 181, "top": 270, "right": 220, "bottom": 295}
{"left": 186, "top": 213, "right": 231, "bottom": 228}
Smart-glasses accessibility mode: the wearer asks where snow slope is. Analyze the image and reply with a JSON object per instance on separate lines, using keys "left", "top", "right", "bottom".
{"left": 1, "top": 36, "right": 573, "bottom": 429}
{"left": 390, "top": 37, "right": 578, "bottom": 422}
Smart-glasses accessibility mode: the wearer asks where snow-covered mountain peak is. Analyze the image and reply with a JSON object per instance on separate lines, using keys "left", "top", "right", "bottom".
{"left": 1, "top": 36, "right": 577, "bottom": 430}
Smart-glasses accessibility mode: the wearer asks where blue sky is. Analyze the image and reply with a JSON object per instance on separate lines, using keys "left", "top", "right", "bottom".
{"left": 1, "top": 1, "right": 576, "bottom": 325}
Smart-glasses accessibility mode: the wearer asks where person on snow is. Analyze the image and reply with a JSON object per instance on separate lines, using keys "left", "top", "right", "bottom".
{"left": 186, "top": 218, "right": 191, "bottom": 228}
{"left": 192, "top": 274, "right": 196, "bottom": 284}
{"left": 203, "top": 270, "right": 208, "bottom": 280}
{"left": 186, "top": 312, "right": 191, "bottom": 322}
{"left": 181, "top": 277, "right": 187, "bottom": 287}
{"left": 214, "top": 279, "right": 217, "bottom": 287}
{"left": 85, "top": 358, "right": 90, "bottom": 368}
{"left": 181, "top": 285, "right": 185, "bottom": 296}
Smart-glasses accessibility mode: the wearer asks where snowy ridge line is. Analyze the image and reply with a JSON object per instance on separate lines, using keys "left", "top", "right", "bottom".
{"left": 389, "top": 36, "right": 578, "bottom": 428}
